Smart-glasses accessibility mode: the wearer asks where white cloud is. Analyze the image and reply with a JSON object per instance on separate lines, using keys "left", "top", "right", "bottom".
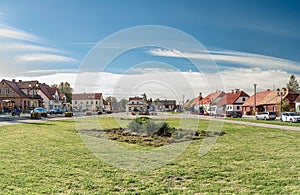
{"left": 0, "top": 43, "right": 63, "bottom": 53}
{"left": 17, "top": 53, "right": 78, "bottom": 63}
{"left": 0, "top": 17, "right": 79, "bottom": 76}
{"left": 3, "top": 68, "right": 294, "bottom": 101}
{"left": 149, "top": 48, "right": 300, "bottom": 72}
{"left": 0, "top": 25, "right": 39, "bottom": 42}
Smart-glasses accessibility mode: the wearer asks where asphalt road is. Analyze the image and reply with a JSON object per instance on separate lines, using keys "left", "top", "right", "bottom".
{"left": 1, "top": 112, "right": 300, "bottom": 132}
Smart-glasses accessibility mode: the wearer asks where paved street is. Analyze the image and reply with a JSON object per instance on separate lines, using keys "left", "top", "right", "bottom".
{"left": 1, "top": 112, "right": 300, "bottom": 132}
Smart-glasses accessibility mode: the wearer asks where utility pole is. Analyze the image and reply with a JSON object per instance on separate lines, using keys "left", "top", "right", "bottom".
{"left": 254, "top": 84, "right": 257, "bottom": 115}
{"left": 182, "top": 95, "right": 185, "bottom": 111}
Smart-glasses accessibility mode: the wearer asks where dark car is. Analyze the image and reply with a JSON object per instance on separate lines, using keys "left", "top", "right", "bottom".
{"left": 48, "top": 108, "right": 64, "bottom": 115}
{"left": 226, "top": 111, "right": 242, "bottom": 118}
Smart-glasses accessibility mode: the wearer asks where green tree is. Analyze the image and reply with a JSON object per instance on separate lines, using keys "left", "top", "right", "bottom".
{"left": 105, "top": 96, "right": 117, "bottom": 112}
{"left": 281, "top": 99, "right": 290, "bottom": 112}
{"left": 117, "top": 98, "right": 128, "bottom": 112}
{"left": 286, "top": 75, "right": 300, "bottom": 93}
{"left": 58, "top": 82, "right": 73, "bottom": 102}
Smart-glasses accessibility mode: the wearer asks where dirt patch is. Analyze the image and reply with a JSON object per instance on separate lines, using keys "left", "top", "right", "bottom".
{"left": 80, "top": 128, "right": 225, "bottom": 147}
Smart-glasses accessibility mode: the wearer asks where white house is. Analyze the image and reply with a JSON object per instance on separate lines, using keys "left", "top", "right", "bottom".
{"left": 126, "top": 96, "right": 148, "bottom": 112}
{"left": 216, "top": 89, "right": 249, "bottom": 113}
{"left": 38, "top": 83, "right": 63, "bottom": 111}
{"left": 72, "top": 93, "right": 104, "bottom": 112}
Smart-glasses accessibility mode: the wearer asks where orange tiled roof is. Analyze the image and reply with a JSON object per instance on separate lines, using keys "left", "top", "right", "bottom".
{"left": 216, "top": 91, "right": 249, "bottom": 106}
{"left": 72, "top": 93, "right": 102, "bottom": 100}
{"left": 242, "top": 88, "right": 298, "bottom": 107}
{"left": 199, "top": 91, "right": 225, "bottom": 105}
{"left": 242, "top": 90, "right": 273, "bottom": 107}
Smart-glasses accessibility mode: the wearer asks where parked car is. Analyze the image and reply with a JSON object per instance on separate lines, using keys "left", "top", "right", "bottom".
{"left": 226, "top": 111, "right": 242, "bottom": 118}
{"left": 280, "top": 112, "right": 300, "bottom": 123}
{"left": 48, "top": 108, "right": 64, "bottom": 115}
{"left": 255, "top": 111, "right": 276, "bottom": 120}
{"left": 31, "top": 107, "right": 48, "bottom": 117}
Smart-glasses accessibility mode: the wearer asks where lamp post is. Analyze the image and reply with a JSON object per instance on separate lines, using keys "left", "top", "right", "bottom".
{"left": 253, "top": 84, "right": 257, "bottom": 115}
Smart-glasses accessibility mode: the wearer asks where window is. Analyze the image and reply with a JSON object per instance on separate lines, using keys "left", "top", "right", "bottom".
{"left": 237, "top": 106, "right": 240, "bottom": 110}
{"left": 86, "top": 101, "right": 89, "bottom": 104}
{"left": 75, "top": 101, "right": 77, "bottom": 104}
{"left": 242, "top": 97, "right": 246, "bottom": 101}
{"left": 0, "top": 89, "right": 1, "bottom": 94}
{"left": 5, "top": 88, "right": 9, "bottom": 94}
{"left": 96, "top": 101, "right": 98, "bottom": 104}
{"left": 91, "top": 101, "right": 93, "bottom": 104}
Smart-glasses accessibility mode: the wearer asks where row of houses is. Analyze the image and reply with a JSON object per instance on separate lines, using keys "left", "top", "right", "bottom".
{"left": 0, "top": 79, "right": 66, "bottom": 112}
{"left": 2, "top": 78, "right": 299, "bottom": 115}
{"left": 187, "top": 88, "right": 300, "bottom": 115}
{"left": 0, "top": 79, "right": 179, "bottom": 113}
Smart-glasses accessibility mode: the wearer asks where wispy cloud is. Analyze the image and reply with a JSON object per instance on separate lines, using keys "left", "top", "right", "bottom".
{"left": 149, "top": 48, "right": 300, "bottom": 72}
{"left": 0, "top": 25, "right": 39, "bottom": 42}
{"left": 68, "top": 42, "right": 97, "bottom": 45}
{"left": 17, "top": 54, "right": 79, "bottom": 63}
{"left": 0, "top": 15, "right": 79, "bottom": 76}
{"left": 0, "top": 11, "right": 6, "bottom": 22}
{"left": 0, "top": 43, "right": 63, "bottom": 53}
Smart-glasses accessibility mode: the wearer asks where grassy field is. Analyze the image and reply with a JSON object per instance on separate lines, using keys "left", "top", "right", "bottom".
{"left": 0, "top": 117, "right": 299, "bottom": 194}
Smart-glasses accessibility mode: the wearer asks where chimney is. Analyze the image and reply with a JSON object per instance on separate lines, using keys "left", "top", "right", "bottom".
{"left": 231, "top": 89, "right": 234, "bottom": 93}
{"left": 235, "top": 89, "right": 240, "bottom": 93}
{"left": 12, "top": 79, "right": 15, "bottom": 82}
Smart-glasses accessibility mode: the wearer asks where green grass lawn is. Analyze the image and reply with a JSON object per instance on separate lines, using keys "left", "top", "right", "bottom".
{"left": 0, "top": 117, "right": 299, "bottom": 194}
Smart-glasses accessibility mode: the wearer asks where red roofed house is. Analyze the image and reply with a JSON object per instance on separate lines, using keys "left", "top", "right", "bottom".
{"left": 72, "top": 93, "right": 104, "bottom": 112}
{"left": 0, "top": 79, "right": 66, "bottom": 112}
{"left": 126, "top": 96, "right": 148, "bottom": 112}
{"left": 199, "top": 90, "right": 225, "bottom": 115}
{"left": 37, "top": 83, "right": 63, "bottom": 111}
{"left": 0, "top": 79, "right": 43, "bottom": 111}
{"left": 216, "top": 89, "right": 249, "bottom": 114}
{"left": 242, "top": 88, "right": 299, "bottom": 115}
{"left": 185, "top": 93, "right": 203, "bottom": 113}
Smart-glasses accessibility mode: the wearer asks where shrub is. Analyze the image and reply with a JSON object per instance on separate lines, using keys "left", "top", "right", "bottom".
{"left": 127, "top": 117, "right": 175, "bottom": 137}
{"left": 31, "top": 112, "right": 41, "bottom": 119}
{"left": 65, "top": 112, "right": 73, "bottom": 117}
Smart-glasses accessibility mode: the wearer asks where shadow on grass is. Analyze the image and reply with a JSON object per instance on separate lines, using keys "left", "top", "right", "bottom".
{"left": 21, "top": 122, "right": 56, "bottom": 126}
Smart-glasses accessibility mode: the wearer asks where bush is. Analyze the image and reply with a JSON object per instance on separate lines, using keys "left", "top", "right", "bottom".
{"left": 65, "top": 112, "right": 73, "bottom": 117}
{"left": 85, "top": 111, "right": 92, "bottom": 116}
{"left": 127, "top": 117, "right": 175, "bottom": 137}
{"left": 31, "top": 112, "right": 41, "bottom": 119}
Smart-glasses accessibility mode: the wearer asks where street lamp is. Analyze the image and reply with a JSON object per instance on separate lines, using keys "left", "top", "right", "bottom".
{"left": 277, "top": 88, "right": 285, "bottom": 116}
{"left": 253, "top": 84, "right": 257, "bottom": 115}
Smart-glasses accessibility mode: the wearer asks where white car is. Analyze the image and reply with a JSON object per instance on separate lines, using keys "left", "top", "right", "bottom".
{"left": 280, "top": 112, "right": 300, "bottom": 123}
{"left": 255, "top": 112, "right": 276, "bottom": 120}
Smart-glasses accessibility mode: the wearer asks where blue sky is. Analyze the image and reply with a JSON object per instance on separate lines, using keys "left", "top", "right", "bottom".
{"left": 1, "top": 0, "right": 300, "bottom": 98}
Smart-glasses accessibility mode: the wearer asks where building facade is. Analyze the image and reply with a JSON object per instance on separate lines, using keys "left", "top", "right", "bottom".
{"left": 126, "top": 96, "right": 148, "bottom": 112}
{"left": 72, "top": 93, "right": 104, "bottom": 112}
